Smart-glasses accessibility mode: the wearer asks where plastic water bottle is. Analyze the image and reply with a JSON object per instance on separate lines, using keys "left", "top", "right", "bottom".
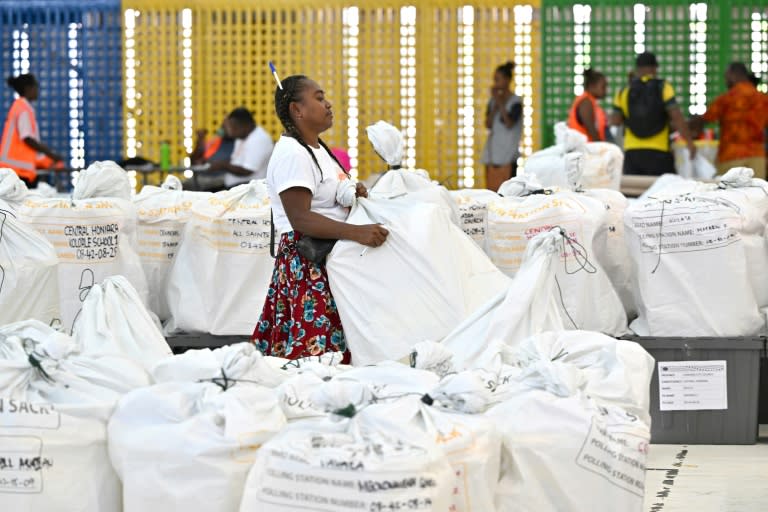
{"left": 160, "top": 141, "right": 171, "bottom": 171}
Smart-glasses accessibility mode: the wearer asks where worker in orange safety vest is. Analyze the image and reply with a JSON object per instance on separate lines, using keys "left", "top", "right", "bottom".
{"left": 1, "top": 74, "right": 64, "bottom": 188}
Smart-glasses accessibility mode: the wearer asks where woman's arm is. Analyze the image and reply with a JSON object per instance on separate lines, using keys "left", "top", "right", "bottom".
{"left": 577, "top": 99, "right": 601, "bottom": 141}
{"left": 280, "top": 187, "right": 388, "bottom": 247}
{"left": 22, "top": 137, "right": 63, "bottom": 162}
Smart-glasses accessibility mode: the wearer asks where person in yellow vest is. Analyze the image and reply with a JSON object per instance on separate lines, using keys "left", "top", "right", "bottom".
{"left": 568, "top": 68, "right": 608, "bottom": 142}
{"left": 0, "top": 74, "right": 63, "bottom": 188}
{"left": 611, "top": 52, "right": 696, "bottom": 175}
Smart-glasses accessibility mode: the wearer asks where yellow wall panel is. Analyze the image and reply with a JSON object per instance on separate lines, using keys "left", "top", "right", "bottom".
{"left": 123, "top": 1, "right": 542, "bottom": 189}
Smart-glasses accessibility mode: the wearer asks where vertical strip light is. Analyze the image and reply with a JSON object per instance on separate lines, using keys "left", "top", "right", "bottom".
{"left": 181, "top": 9, "right": 193, "bottom": 165}
{"left": 752, "top": 12, "right": 768, "bottom": 94}
{"left": 457, "top": 5, "right": 474, "bottom": 188}
{"left": 68, "top": 22, "right": 84, "bottom": 169}
{"left": 514, "top": 5, "right": 534, "bottom": 163}
{"left": 689, "top": 4, "right": 708, "bottom": 115}
{"left": 400, "top": 5, "right": 417, "bottom": 169}
{"left": 343, "top": 7, "right": 359, "bottom": 179}
{"left": 12, "top": 27, "right": 31, "bottom": 78}
{"left": 573, "top": 4, "right": 591, "bottom": 96}
{"left": 633, "top": 4, "right": 646, "bottom": 55}
{"left": 124, "top": 9, "right": 138, "bottom": 159}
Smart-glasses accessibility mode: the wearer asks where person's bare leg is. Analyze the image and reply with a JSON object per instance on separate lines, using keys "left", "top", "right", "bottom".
{"left": 485, "top": 164, "right": 513, "bottom": 192}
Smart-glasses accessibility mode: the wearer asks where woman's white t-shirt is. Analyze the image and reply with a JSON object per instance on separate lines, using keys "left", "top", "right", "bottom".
{"left": 267, "top": 135, "right": 349, "bottom": 234}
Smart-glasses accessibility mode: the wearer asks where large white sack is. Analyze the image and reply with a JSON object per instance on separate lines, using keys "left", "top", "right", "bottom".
{"left": 440, "top": 229, "right": 565, "bottom": 371}
{"left": 0, "top": 168, "right": 29, "bottom": 212}
{"left": 72, "top": 275, "right": 172, "bottom": 371}
{"left": 486, "top": 191, "right": 627, "bottom": 336}
{"left": 72, "top": 160, "right": 132, "bottom": 202}
{"left": 710, "top": 167, "right": 768, "bottom": 312}
{"left": 625, "top": 190, "right": 764, "bottom": 336}
{"left": 0, "top": 209, "right": 60, "bottom": 324}
{"left": 20, "top": 195, "right": 148, "bottom": 333}
{"left": 134, "top": 175, "right": 211, "bottom": 320}
{"left": 581, "top": 188, "right": 636, "bottom": 316}
{"left": 165, "top": 180, "right": 272, "bottom": 335}
{"left": 0, "top": 320, "right": 150, "bottom": 512}
{"left": 487, "top": 331, "right": 652, "bottom": 512}
{"left": 519, "top": 150, "right": 584, "bottom": 190}
{"left": 581, "top": 142, "right": 624, "bottom": 190}
{"left": 327, "top": 196, "right": 509, "bottom": 365}
{"left": 370, "top": 169, "right": 461, "bottom": 225}
{"left": 108, "top": 343, "right": 286, "bottom": 512}
{"left": 239, "top": 398, "right": 453, "bottom": 512}
{"left": 449, "top": 188, "right": 499, "bottom": 247}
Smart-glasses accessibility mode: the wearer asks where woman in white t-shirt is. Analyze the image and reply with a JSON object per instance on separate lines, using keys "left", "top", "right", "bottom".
{"left": 252, "top": 75, "right": 388, "bottom": 363}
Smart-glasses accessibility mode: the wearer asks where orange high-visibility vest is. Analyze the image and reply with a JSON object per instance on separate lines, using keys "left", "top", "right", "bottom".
{"left": 203, "top": 136, "right": 223, "bottom": 161}
{"left": 567, "top": 92, "right": 607, "bottom": 142}
{"left": 0, "top": 98, "right": 38, "bottom": 181}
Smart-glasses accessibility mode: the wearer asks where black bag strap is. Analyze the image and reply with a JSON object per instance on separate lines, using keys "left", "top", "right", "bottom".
{"left": 269, "top": 209, "right": 276, "bottom": 259}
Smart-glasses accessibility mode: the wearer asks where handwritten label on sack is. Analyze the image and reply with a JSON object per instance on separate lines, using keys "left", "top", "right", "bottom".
{"left": 658, "top": 360, "right": 727, "bottom": 411}
{"left": 458, "top": 204, "right": 487, "bottom": 242}
{"left": 256, "top": 445, "right": 437, "bottom": 511}
{"left": 193, "top": 213, "right": 271, "bottom": 254}
{"left": 575, "top": 419, "right": 648, "bottom": 497}
{"left": 0, "top": 436, "right": 53, "bottom": 494}
{"left": 630, "top": 198, "right": 741, "bottom": 255}
{"left": 0, "top": 399, "right": 60, "bottom": 429}
{"left": 138, "top": 222, "right": 182, "bottom": 262}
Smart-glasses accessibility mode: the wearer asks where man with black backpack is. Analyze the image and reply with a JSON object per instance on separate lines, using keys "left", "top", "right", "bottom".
{"left": 611, "top": 52, "right": 696, "bottom": 175}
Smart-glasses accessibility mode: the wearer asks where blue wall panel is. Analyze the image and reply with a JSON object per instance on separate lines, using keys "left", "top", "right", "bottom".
{"left": 0, "top": 0, "right": 122, "bottom": 168}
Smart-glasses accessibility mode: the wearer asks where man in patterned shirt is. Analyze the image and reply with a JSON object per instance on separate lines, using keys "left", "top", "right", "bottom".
{"left": 694, "top": 62, "right": 768, "bottom": 178}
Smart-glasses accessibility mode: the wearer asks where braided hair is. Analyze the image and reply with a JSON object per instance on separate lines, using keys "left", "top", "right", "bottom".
{"left": 274, "top": 75, "right": 347, "bottom": 182}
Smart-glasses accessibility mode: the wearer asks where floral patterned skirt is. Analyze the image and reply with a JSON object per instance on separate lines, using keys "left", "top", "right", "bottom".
{"left": 251, "top": 231, "right": 350, "bottom": 363}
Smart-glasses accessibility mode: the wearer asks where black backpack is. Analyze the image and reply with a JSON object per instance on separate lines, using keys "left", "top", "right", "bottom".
{"left": 626, "top": 78, "right": 668, "bottom": 138}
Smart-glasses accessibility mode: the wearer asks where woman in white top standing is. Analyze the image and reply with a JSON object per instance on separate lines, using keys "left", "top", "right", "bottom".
{"left": 252, "top": 75, "right": 388, "bottom": 363}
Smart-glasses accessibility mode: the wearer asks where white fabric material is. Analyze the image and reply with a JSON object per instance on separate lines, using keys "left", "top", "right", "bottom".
{"left": 0, "top": 168, "right": 29, "bottom": 211}
{"left": 16, "top": 99, "right": 39, "bottom": 141}
{"left": 239, "top": 401, "right": 453, "bottom": 512}
{"left": 0, "top": 320, "right": 150, "bottom": 512}
{"left": 519, "top": 149, "right": 584, "bottom": 191}
{"left": 108, "top": 344, "right": 286, "bottom": 512}
{"left": 365, "top": 120, "right": 404, "bottom": 167}
{"left": 165, "top": 181, "right": 273, "bottom": 335}
{"left": 0, "top": 210, "right": 59, "bottom": 324}
{"left": 226, "top": 126, "right": 274, "bottom": 187}
{"left": 440, "top": 229, "right": 566, "bottom": 371}
{"left": 581, "top": 188, "right": 636, "bottom": 316}
{"left": 72, "top": 160, "right": 132, "bottom": 201}
{"left": 370, "top": 169, "right": 461, "bottom": 226}
{"left": 449, "top": 188, "right": 499, "bottom": 247}
{"left": 20, "top": 196, "right": 148, "bottom": 333}
{"left": 581, "top": 142, "right": 624, "bottom": 190}
{"left": 486, "top": 191, "right": 628, "bottom": 336}
{"left": 638, "top": 173, "right": 702, "bottom": 201}
{"left": 676, "top": 148, "right": 717, "bottom": 179}
{"left": 625, "top": 191, "right": 765, "bottom": 336}
{"left": 267, "top": 135, "right": 349, "bottom": 234}
{"left": 487, "top": 330, "right": 652, "bottom": 512}
{"left": 72, "top": 275, "right": 171, "bottom": 371}
{"left": 335, "top": 177, "right": 357, "bottom": 207}
{"left": 327, "top": 196, "right": 509, "bottom": 365}
{"left": 134, "top": 176, "right": 211, "bottom": 319}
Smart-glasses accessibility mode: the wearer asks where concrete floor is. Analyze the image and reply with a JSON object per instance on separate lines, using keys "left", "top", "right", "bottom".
{"left": 644, "top": 425, "right": 768, "bottom": 511}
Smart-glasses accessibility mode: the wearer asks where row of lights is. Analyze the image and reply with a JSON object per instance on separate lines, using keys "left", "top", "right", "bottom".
{"left": 342, "top": 7, "right": 360, "bottom": 179}
{"left": 752, "top": 12, "right": 768, "bottom": 94}
{"left": 572, "top": 4, "right": 591, "bottom": 97}
{"left": 514, "top": 5, "right": 535, "bottom": 164}
{"left": 124, "top": 9, "right": 138, "bottom": 159}
{"left": 68, "top": 23, "right": 85, "bottom": 169}
{"left": 457, "top": 6, "right": 475, "bottom": 189}
{"left": 633, "top": 4, "right": 646, "bottom": 55}
{"left": 688, "top": 4, "right": 708, "bottom": 115}
{"left": 181, "top": 9, "right": 194, "bottom": 166}
{"left": 400, "top": 6, "right": 417, "bottom": 170}
{"left": 12, "top": 28, "right": 30, "bottom": 77}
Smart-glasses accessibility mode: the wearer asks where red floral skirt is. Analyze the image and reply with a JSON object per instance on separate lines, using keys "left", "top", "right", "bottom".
{"left": 251, "top": 231, "right": 350, "bottom": 363}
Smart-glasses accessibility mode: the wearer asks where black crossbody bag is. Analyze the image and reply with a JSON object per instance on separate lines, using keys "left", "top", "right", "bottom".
{"left": 269, "top": 212, "right": 338, "bottom": 264}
